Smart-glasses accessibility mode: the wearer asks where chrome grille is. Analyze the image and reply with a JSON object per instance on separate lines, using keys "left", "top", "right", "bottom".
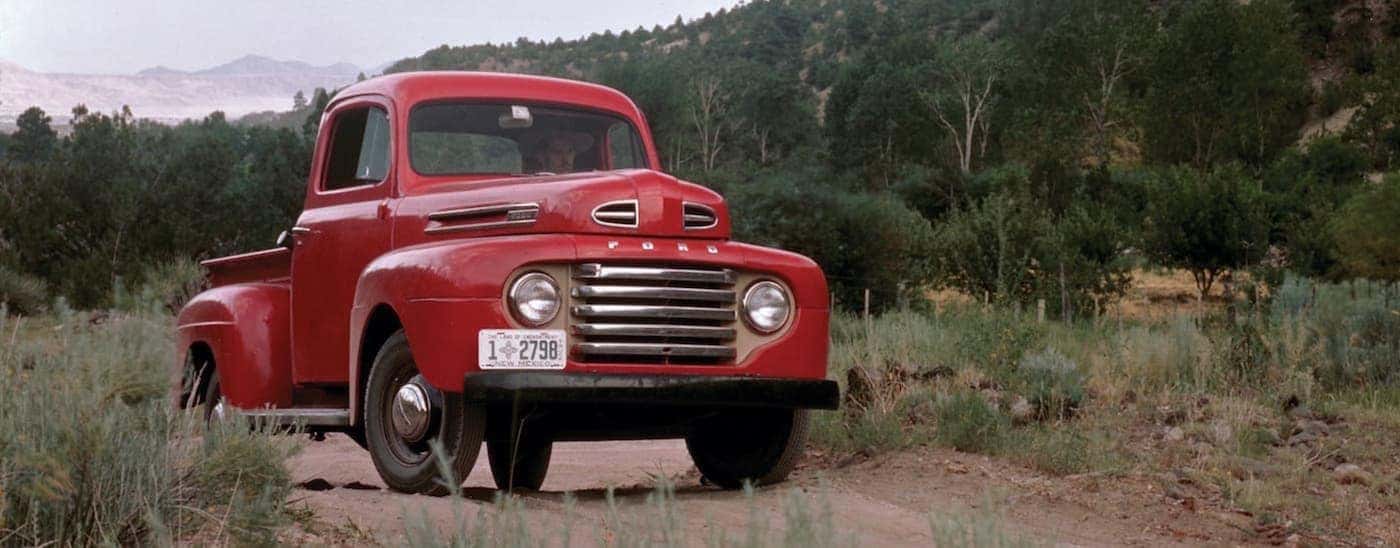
{"left": 683, "top": 202, "right": 717, "bottom": 230}
{"left": 571, "top": 263, "right": 737, "bottom": 364}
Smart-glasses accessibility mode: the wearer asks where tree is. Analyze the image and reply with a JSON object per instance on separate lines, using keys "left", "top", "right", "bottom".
{"left": 921, "top": 35, "right": 1007, "bottom": 174}
{"left": 293, "top": 90, "right": 308, "bottom": 111}
{"left": 1140, "top": 0, "right": 1308, "bottom": 169}
{"left": 1346, "top": 44, "right": 1400, "bottom": 170}
{"left": 1331, "top": 175, "right": 1400, "bottom": 295}
{"left": 1263, "top": 136, "right": 1368, "bottom": 280}
{"left": 931, "top": 189, "right": 1048, "bottom": 304}
{"left": 688, "top": 76, "right": 730, "bottom": 174}
{"left": 9, "top": 107, "right": 58, "bottom": 163}
{"left": 1002, "top": 0, "right": 1153, "bottom": 168}
{"left": 1142, "top": 165, "right": 1272, "bottom": 299}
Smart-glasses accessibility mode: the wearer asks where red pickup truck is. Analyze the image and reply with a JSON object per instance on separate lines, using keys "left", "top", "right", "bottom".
{"left": 173, "top": 72, "right": 837, "bottom": 494}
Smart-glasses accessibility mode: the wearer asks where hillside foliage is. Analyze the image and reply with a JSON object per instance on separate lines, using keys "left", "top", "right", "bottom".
{"left": 3, "top": 0, "right": 1400, "bottom": 311}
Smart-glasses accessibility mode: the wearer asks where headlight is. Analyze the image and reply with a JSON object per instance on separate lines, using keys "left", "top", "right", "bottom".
{"left": 742, "top": 280, "right": 790, "bottom": 334}
{"left": 508, "top": 272, "right": 560, "bottom": 326}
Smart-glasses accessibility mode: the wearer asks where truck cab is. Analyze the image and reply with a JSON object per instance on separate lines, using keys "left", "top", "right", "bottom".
{"left": 174, "top": 72, "right": 837, "bottom": 494}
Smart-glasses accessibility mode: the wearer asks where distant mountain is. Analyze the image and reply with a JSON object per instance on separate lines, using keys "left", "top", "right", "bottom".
{"left": 152, "top": 55, "right": 361, "bottom": 78}
{"left": 0, "top": 56, "right": 363, "bottom": 127}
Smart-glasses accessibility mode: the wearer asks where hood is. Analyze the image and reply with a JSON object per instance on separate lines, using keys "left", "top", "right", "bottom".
{"left": 393, "top": 170, "right": 730, "bottom": 245}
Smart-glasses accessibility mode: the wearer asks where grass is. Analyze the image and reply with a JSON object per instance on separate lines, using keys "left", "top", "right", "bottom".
{"left": 814, "top": 275, "right": 1400, "bottom": 542}
{"left": 0, "top": 289, "right": 295, "bottom": 545}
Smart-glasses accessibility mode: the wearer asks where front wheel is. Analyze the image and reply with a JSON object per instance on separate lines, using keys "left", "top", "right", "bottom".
{"left": 685, "top": 408, "right": 809, "bottom": 489}
{"left": 487, "top": 426, "right": 552, "bottom": 492}
{"left": 364, "top": 331, "right": 484, "bottom": 495}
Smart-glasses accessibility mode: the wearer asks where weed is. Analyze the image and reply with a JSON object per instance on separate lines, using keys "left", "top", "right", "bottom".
{"left": 934, "top": 392, "right": 1009, "bottom": 453}
{"left": 0, "top": 265, "right": 48, "bottom": 315}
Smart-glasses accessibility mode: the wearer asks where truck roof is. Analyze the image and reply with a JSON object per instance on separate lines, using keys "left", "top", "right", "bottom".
{"left": 330, "top": 71, "right": 645, "bottom": 120}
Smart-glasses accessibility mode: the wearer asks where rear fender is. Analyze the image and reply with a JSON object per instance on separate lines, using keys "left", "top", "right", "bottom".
{"left": 174, "top": 283, "right": 292, "bottom": 410}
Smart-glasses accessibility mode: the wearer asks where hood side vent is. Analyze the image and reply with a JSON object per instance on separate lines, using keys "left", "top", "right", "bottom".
{"left": 592, "top": 199, "right": 639, "bottom": 228}
{"left": 425, "top": 202, "right": 539, "bottom": 234}
{"left": 683, "top": 202, "right": 718, "bottom": 230}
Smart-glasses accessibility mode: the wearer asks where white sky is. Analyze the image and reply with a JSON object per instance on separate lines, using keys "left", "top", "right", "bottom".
{"left": 0, "top": 0, "right": 738, "bottom": 74}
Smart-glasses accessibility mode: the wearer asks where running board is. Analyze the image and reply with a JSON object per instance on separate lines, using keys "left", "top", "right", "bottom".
{"left": 238, "top": 408, "right": 350, "bottom": 427}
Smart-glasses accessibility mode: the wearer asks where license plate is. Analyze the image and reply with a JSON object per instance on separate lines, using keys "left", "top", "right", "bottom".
{"left": 478, "top": 329, "right": 566, "bottom": 369}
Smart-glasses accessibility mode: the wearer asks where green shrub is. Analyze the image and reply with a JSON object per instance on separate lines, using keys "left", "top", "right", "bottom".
{"left": 1014, "top": 347, "right": 1086, "bottom": 421}
{"left": 0, "top": 264, "right": 48, "bottom": 315}
{"left": 730, "top": 174, "right": 936, "bottom": 313}
{"left": 934, "top": 392, "right": 1009, "bottom": 453}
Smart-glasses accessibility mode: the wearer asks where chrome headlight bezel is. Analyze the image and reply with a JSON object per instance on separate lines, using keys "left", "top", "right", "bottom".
{"left": 507, "top": 272, "right": 561, "bottom": 326}
{"left": 741, "top": 280, "right": 791, "bottom": 334}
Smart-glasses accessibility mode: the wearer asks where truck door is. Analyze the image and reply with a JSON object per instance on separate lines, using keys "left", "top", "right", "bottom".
{"left": 289, "top": 97, "right": 394, "bottom": 385}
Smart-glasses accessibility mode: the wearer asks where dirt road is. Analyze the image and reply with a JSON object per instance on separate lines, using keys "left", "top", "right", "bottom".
{"left": 284, "top": 435, "right": 1253, "bottom": 546}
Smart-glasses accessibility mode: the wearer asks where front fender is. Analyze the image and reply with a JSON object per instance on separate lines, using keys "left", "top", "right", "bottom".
{"left": 349, "top": 235, "right": 576, "bottom": 420}
{"left": 174, "top": 283, "right": 292, "bottom": 410}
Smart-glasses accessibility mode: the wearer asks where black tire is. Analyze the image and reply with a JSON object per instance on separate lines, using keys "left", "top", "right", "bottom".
{"left": 487, "top": 426, "right": 552, "bottom": 492}
{"left": 344, "top": 427, "right": 369, "bottom": 450}
{"left": 685, "top": 408, "right": 809, "bottom": 489}
{"left": 201, "top": 369, "right": 223, "bottom": 424}
{"left": 364, "top": 331, "right": 484, "bottom": 495}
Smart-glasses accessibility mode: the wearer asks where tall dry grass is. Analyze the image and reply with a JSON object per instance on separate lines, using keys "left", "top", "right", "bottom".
{"left": 0, "top": 271, "right": 294, "bottom": 546}
{"left": 813, "top": 275, "right": 1400, "bottom": 477}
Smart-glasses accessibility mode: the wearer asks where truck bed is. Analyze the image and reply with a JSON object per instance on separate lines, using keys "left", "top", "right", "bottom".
{"left": 201, "top": 248, "right": 291, "bottom": 287}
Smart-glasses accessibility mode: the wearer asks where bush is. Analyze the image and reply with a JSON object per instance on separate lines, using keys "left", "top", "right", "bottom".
{"left": 930, "top": 190, "right": 1048, "bottom": 306}
{"left": 0, "top": 264, "right": 48, "bottom": 315}
{"left": 934, "top": 392, "right": 1008, "bottom": 453}
{"left": 930, "top": 170, "right": 1135, "bottom": 318}
{"left": 729, "top": 173, "right": 935, "bottom": 312}
{"left": 1014, "top": 347, "right": 1086, "bottom": 421}
{"left": 1331, "top": 174, "right": 1400, "bottom": 287}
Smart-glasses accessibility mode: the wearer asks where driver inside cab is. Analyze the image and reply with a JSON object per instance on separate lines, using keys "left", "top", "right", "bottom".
{"left": 524, "top": 130, "right": 594, "bottom": 174}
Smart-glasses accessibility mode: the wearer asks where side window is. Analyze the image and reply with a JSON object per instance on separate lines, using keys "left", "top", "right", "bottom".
{"left": 607, "top": 122, "right": 644, "bottom": 170}
{"left": 324, "top": 106, "right": 390, "bottom": 191}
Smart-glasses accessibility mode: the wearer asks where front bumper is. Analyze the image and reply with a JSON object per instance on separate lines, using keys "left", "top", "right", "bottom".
{"left": 462, "top": 371, "right": 840, "bottom": 410}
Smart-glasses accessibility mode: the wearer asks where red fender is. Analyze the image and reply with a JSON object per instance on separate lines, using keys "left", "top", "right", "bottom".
{"left": 175, "top": 283, "right": 293, "bottom": 409}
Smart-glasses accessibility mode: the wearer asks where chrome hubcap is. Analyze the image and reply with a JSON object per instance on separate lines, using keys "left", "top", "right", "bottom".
{"left": 391, "top": 382, "right": 432, "bottom": 442}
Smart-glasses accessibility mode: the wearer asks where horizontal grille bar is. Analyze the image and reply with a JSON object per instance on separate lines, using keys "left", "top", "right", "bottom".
{"left": 574, "top": 264, "right": 736, "bottom": 285}
{"left": 571, "top": 285, "right": 734, "bottom": 303}
{"left": 571, "top": 323, "right": 736, "bottom": 340}
{"left": 574, "top": 342, "right": 736, "bottom": 359}
{"left": 572, "top": 304, "right": 735, "bottom": 322}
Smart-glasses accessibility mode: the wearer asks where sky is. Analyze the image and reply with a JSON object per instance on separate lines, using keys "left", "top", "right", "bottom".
{"left": 0, "top": 0, "right": 738, "bottom": 74}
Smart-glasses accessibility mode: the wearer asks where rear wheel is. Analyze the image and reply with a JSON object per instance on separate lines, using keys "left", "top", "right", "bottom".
{"left": 487, "top": 425, "right": 552, "bottom": 492}
{"left": 364, "top": 331, "right": 484, "bottom": 495}
{"left": 202, "top": 369, "right": 227, "bottom": 424}
{"left": 685, "top": 408, "right": 809, "bottom": 489}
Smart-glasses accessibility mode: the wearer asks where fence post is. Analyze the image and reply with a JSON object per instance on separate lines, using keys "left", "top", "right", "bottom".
{"left": 1059, "top": 262, "right": 1071, "bottom": 323}
{"left": 1037, "top": 299, "right": 1045, "bottom": 323}
{"left": 863, "top": 288, "right": 871, "bottom": 331}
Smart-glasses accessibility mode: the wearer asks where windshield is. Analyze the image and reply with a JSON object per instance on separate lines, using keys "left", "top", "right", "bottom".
{"left": 409, "top": 102, "right": 648, "bottom": 176}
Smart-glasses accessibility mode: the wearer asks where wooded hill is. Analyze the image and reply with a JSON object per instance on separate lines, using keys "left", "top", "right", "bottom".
{"left": 3, "top": 0, "right": 1400, "bottom": 314}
